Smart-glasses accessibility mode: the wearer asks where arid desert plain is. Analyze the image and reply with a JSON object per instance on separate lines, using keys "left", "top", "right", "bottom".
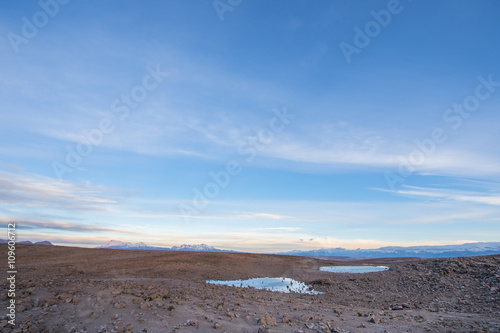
{"left": 1, "top": 244, "right": 499, "bottom": 333}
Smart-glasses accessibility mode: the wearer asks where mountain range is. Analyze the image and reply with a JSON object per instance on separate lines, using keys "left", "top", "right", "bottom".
{"left": 96, "top": 240, "right": 155, "bottom": 250}
{"left": 279, "top": 242, "right": 500, "bottom": 258}
{"left": 0, "top": 239, "right": 53, "bottom": 246}
{"left": 96, "top": 240, "right": 236, "bottom": 253}
{"left": 3, "top": 239, "right": 499, "bottom": 258}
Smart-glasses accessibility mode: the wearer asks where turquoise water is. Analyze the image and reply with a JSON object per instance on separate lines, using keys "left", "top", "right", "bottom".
{"left": 320, "top": 266, "right": 389, "bottom": 273}
{"left": 206, "top": 277, "right": 322, "bottom": 294}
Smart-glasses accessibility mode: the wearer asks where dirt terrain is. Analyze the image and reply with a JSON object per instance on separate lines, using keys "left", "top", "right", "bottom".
{"left": 1, "top": 244, "right": 499, "bottom": 332}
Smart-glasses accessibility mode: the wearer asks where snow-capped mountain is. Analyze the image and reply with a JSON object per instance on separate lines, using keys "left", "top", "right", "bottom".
{"left": 96, "top": 241, "right": 236, "bottom": 253}
{"left": 96, "top": 240, "right": 153, "bottom": 250}
{"left": 280, "top": 242, "right": 500, "bottom": 259}
{"left": 170, "top": 244, "right": 217, "bottom": 252}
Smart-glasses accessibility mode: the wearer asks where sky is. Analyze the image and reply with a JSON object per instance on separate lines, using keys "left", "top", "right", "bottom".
{"left": 0, "top": 0, "right": 499, "bottom": 252}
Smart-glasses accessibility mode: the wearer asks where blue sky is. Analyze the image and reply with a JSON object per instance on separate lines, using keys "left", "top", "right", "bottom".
{"left": 1, "top": 0, "right": 499, "bottom": 252}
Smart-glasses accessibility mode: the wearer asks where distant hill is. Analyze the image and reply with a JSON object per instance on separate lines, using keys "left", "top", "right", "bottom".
{"left": 96, "top": 240, "right": 237, "bottom": 253}
{"left": 279, "top": 242, "right": 500, "bottom": 259}
{"left": 0, "top": 239, "right": 53, "bottom": 246}
{"left": 34, "top": 241, "right": 54, "bottom": 246}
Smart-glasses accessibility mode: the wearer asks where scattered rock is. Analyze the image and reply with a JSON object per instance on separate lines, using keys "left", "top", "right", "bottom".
{"left": 258, "top": 326, "right": 271, "bottom": 333}
{"left": 184, "top": 319, "right": 198, "bottom": 327}
{"left": 260, "top": 315, "right": 277, "bottom": 326}
{"left": 113, "top": 301, "right": 126, "bottom": 309}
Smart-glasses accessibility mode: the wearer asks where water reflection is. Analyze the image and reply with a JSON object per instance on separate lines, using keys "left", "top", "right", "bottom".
{"left": 320, "top": 266, "right": 389, "bottom": 273}
{"left": 206, "top": 277, "right": 322, "bottom": 294}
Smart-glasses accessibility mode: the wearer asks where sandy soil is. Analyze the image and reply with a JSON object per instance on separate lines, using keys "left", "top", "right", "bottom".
{"left": 1, "top": 244, "right": 499, "bottom": 332}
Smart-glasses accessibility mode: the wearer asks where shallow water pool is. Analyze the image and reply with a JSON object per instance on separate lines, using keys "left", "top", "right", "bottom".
{"left": 206, "top": 277, "right": 322, "bottom": 294}
{"left": 320, "top": 266, "right": 389, "bottom": 273}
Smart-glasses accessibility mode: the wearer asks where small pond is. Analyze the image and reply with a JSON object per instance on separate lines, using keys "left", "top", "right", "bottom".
{"left": 320, "top": 266, "right": 389, "bottom": 273}
{"left": 206, "top": 277, "right": 322, "bottom": 295}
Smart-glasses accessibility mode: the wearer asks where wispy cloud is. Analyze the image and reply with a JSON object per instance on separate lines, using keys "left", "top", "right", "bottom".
{"left": 380, "top": 185, "right": 500, "bottom": 206}
{"left": 0, "top": 170, "right": 117, "bottom": 211}
{"left": 258, "top": 126, "right": 500, "bottom": 180}
{"left": 253, "top": 227, "right": 302, "bottom": 231}
{"left": 236, "top": 212, "right": 292, "bottom": 220}
{"left": 0, "top": 216, "right": 135, "bottom": 234}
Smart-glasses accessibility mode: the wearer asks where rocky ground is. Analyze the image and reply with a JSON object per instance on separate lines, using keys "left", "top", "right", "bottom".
{"left": 1, "top": 244, "right": 499, "bottom": 333}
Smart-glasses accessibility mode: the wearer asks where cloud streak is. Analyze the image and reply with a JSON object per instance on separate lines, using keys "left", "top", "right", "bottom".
{"left": 0, "top": 170, "right": 117, "bottom": 211}
{"left": 383, "top": 185, "right": 500, "bottom": 206}
{"left": 0, "top": 216, "right": 135, "bottom": 234}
